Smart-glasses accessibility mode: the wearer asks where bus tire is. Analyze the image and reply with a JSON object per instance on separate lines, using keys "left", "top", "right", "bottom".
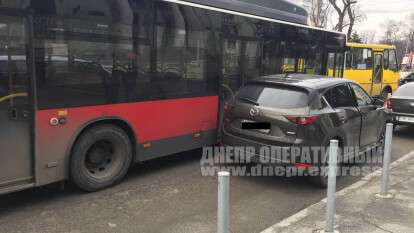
{"left": 380, "top": 88, "right": 391, "bottom": 100}
{"left": 70, "top": 124, "right": 132, "bottom": 192}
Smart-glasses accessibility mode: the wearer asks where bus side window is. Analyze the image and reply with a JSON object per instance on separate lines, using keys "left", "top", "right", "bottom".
{"left": 155, "top": 2, "right": 219, "bottom": 99}
{"left": 34, "top": 0, "right": 153, "bottom": 109}
{"left": 327, "top": 52, "right": 344, "bottom": 78}
{"left": 366, "top": 49, "right": 373, "bottom": 68}
{"left": 388, "top": 50, "right": 398, "bottom": 70}
{"left": 384, "top": 50, "right": 389, "bottom": 70}
{"left": 349, "top": 48, "right": 372, "bottom": 70}
{"left": 244, "top": 41, "right": 261, "bottom": 80}
{"left": 262, "top": 40, "right": 280, "bottom": 76}
{"left": 345, "top": 51, "right": 352, "bottom": 69}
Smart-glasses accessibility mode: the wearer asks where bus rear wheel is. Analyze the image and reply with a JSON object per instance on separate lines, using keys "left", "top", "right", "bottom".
{"left": 380, "top": 88, "right": 391, "bottom": 101}
{"left": 70, "top": 124, "right": 132, "bottom": 192}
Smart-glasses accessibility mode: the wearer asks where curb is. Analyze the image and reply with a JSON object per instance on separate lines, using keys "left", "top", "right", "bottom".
{"left": 261, "top": 151, "right": 414, "bottom": 233}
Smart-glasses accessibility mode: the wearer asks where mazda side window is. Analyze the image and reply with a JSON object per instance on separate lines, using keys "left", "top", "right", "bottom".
{"left": 324, "top": 85, "right": 355, "bottom": 108}
{"left": 350, "top": 83, "right": 372, "bottom": 107}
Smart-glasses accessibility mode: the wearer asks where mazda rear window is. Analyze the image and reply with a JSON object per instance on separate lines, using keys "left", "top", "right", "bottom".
{"left": 237, "top": 84, "right": 309, "bottom": 109}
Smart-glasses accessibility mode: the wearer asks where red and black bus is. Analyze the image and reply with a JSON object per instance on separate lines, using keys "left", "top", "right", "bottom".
{"left": 0, "top": 0, "right": 346, "bottom": 194}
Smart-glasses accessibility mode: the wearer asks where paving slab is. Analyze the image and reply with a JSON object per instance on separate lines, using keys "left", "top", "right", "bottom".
{"left": 262, "top": 151, "right": 414, "bottom": 233}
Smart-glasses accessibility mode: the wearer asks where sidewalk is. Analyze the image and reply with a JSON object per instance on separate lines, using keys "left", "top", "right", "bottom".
{"left": 261, "top": 151, "right": 414, "bottom": 233}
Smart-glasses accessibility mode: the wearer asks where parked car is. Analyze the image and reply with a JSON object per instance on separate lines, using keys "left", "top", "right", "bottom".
{"left": 390, "top": 83, "right": 414, "bottom": 127}
{"left": 221, "top": 74, "right": 388, "bottom": 187}
{"left": 399, "top": 72, "right": 414, "bottom": 86}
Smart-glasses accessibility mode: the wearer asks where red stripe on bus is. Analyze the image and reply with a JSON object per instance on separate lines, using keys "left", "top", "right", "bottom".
{"left": 37, "top": 96, "right": 219, "bottom": 143}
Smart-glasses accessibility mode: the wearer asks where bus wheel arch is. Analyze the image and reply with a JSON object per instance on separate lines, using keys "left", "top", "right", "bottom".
{"left": 68, "top": 118, "right": 137, "bottom": 191}
{"left": 380, "top": 86, "right": 393, "bottom": 100}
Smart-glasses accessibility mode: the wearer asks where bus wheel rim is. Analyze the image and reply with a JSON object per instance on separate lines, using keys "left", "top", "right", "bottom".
{"left": 84, "top": 139, "right": 124, "bottom": 180}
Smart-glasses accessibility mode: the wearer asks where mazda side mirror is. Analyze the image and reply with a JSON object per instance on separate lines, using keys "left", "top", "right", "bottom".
{"left": 372, "top": 97, "right": 384, "bottom": 107}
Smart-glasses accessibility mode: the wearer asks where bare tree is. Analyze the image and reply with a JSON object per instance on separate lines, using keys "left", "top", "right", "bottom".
{"left": 327, "top": 0, "right": 364, "bottom": 38}
{"left": 374, "top": 14, "right": 414, "bottom": 61}
{"left": 303, "top": 0, "right": 365, "bottom": 37}
{"left": 360, "top": 30, "right": 377, "bottom": 44}
{"left": 406, "top": 30, "right": 414, "bottom": 52}
{"left": 328, "top": 0, "right": 356, "bottom": 32}
{"left": 382, "top": 19, "right": 404, "bottom": 44}
{"left": 305, "top": 0, "right": 331, "bottom": 28}
{"left": 405, "top": 13, "right": 414, "bottom": 52}
{"left": 380, "top": 19, "right": 406, "bottom": 60}
{"left": 346, "top": 4, "right": 365, "bottom": 38}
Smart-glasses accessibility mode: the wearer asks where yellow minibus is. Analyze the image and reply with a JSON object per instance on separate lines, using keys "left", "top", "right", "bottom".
{"left": 343, "top": 43, "right": 400, "bottom": 98}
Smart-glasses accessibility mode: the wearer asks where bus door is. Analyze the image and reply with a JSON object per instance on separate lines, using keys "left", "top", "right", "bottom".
{"left": 218, "top": 38, "right": 241, "bottom": 140}
{"left": 0, "top": 15, "right": 34, "bottom": 191}
{"left": 219, "top": 38, "right": 260, "bottom": 138}
{"left": 326, "top": 51, "right": 344, "bottom": 78}
{"left": 222, "top": 39, "right": 242, "bottom": 98}
{"left": 371, "top": 53, "right": 383, "bottom": 96}
{"left": 221, "top": 38, "right": 261, "bottom": 96}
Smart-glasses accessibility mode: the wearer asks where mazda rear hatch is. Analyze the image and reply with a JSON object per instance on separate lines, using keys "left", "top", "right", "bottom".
{"left": 224, "top": 82, "right": 316, "bottom": 146}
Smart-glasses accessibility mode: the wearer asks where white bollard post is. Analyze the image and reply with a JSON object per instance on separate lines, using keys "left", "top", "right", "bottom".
{"left": 379, "top": 123, "right": 394, "bottom": 198}
{"left": 325, "top": 140, "right": 339, "bottom": 233}
{"left": 217, "top": 171, "right": 230, "bottom": 233}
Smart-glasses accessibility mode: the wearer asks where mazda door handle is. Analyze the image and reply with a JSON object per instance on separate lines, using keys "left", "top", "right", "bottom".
{"left": 22, "top": 110, "right": 29, "bottom": 118}
{"left": 9, "top": 108, "right": 18, "bottom": 119}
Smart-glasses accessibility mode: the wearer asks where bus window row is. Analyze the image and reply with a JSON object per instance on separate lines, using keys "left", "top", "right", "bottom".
{"left": 346, "top": 47, "right": 398, "bottom": 71}
{"left": 0, "top": 0, "right": 345, "bottom": 109}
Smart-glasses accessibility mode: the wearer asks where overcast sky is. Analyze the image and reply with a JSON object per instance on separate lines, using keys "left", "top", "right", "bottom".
{"left": 291, "top": 0, "right": 414, "bottom": 41}
{"left": 356, "top": 0, "right": 414, "bottom": 33}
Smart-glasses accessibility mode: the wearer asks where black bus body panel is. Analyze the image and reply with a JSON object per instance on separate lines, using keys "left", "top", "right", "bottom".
{"left": 185, "top": 0, "right": 308, "bottom": 25}
{"left": 0, "top": 0, "right": 345, "bottom": 193}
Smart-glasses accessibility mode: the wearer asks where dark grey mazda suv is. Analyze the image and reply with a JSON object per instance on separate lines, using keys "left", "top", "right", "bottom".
{"left": 221, "top": 74, "right": 388, "bottom": 187}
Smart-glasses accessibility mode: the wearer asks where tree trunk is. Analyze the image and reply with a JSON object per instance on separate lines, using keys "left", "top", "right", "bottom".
{"left": 329, "top": 0, "right": 356, "bottom": 33}
{"left": 347, "top": 6, "right": 355, "bottom": 38}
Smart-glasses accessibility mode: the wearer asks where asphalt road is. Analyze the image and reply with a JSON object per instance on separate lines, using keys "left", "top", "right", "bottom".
{"left": 1, "top": 126, "right": 414, "bottom": 233}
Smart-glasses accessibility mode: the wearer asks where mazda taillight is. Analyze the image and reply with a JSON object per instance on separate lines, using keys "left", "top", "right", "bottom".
{"left": 285, "top": 116, "right": 319, "bottom": 125}
{"left": 223, "top": 102, "right": 232, "bottom": 113}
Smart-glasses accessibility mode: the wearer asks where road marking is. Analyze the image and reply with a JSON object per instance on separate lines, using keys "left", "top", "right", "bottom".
{"left": 261, "top": 150, "right": 414, "bottom": 233}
